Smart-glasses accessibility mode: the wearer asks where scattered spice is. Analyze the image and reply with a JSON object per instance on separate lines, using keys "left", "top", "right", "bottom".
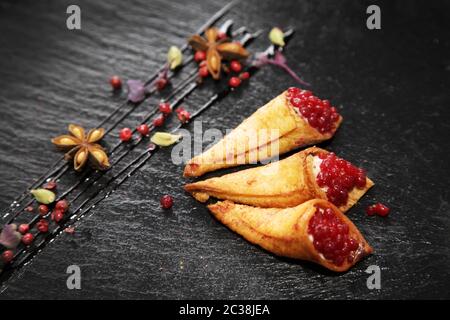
{"left": 119, "top": 127, "right": 133, "bottom": 142}
{"left": 31, "top": 189, "right": 55, "bottom": 204}
{"left": 269, "top": 27, "right": 285, "bottom": 47}
{"left": 160, "top": 195, "right": 174, "bottom": 209}
{"left": 167, "top": 46, "right": 183, "bottom": 70}
{"left": 25, "top": 206, "right": 34, "bottom": 213}
{"left": 137, "top": 124, "right": 150, "bottom": 136}
{"left": 43, "top": 180, "right": 57, "bottom": 190}
{"left": 18, "top": 224, "right": 29, "bottom": 235}
{"left": 21, "top": 233, "right": 34, "bottom": 246}
{"left": 53, "top": 211, "right": 64, "bottom": 223}
{"left": 0, "top": 224, "right": 22, "bottom": 249}
{"left": 230, "top": 60, "right": 242, "bottom": 73}
{"left": 229, "top": 76, "right": 241, "bottom": 88}
{"left": 110, "top": 75, "right": 122, "bottom": 90}
{"left": 64, "top": 227, "right": 75, "bottom": 234}
{"left": 153, "top": 115, "right": 165, "bottom": 127}
{"left": 36, "top": 219, "right": 49, "bottom": 233}
{"left": 55, "top": 199, "right": 69, "bottom": 212}
{"left": 38, "top": 204, "right": 49, "bottom": 216}
{"left": 151, "top": 132, "right": 182, "bottom": 147}
{"left": 1, "top": 250, "right": 14, "bottom": 263}
{"left": 176, "top": 107, "right": 191, "bottom": 123}
{"left": 127, "top": 80, "right": 147, "bottom": 103}
{"left": 52, "top": 124, "right": 110, "bottom": 171}
{"left": 159, "top": 102, "right": 172, "bottom": 114}
{"left": 188, "top": 27, "right": 250, "bottom": 79}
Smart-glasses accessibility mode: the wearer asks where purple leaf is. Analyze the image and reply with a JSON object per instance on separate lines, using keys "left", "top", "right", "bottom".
{"left": 127, "top": 80, "right": 147, "bottom": 103}
{"left": 0, "top": 224, "right": 21, "bottom": 249}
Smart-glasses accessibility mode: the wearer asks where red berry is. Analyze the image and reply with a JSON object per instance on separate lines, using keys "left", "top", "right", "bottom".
{"left": 240, "top": 72, "right": 250, "bottom": 80}
{"left": 230, "top": 60, "right": 242, "bottom": 73}
{"left": 137, "top": 124, "right": 150, "bottom": 136}
{"left": 38, "top": 204, "right": 49, "bottom": 216}
{"left": 25, "top": 206, "right": 34, "bottom": 213}
{"left": 199, "top": 66, "right": 209, "bottom": 78}
{"left": 153, "top": 115, "right": 164, "bottom": 127}
{"left": 36, "top": 219, "right": 49, "bottom": 233}
{"left": 43, "top": 180, "right": 57, "bottom": 190}
{"left": 55, "top": 199, "right": 69, "bottom": 212}
{"left": 22, "top": 233, "right": 34, "bottom": 245}
{"left": 156, "top": 78, "right": 168, "bottom": 91}
{"left": 229, "top": 77, "right": 241, "bottom": 88}
{"left": 110, "top": 75, "right": 122, "bottom": 90}
{"left": 159, "top": 102, "right": 171, "bottom": 114}
{"left": 366, "top": 205, "right": 376, "bottom": 216}
{"left": 2, "top": 250, "right": 14, "bottom": 263}
{"left": 176, "top": 109, "right": 190, "bottom": 123}
{"left": 119, "top": 128, "right": 133, "bottom": 142}
{"left": 160, "top": 195, "right": 173, "bottom": 209}
{"left": 217, "top": 32, "right": 227, "bottom": 40}
{"left": 194, "top": 51, "right": 206, "bottom": 62}
{"left": 53, "top": 211, "right": 64, "bottom": 223}
{"left": 18, "top": 224, "right": 29, "bottom": 235}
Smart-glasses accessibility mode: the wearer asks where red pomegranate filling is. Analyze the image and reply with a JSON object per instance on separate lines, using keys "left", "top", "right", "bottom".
{"left": 286, "top": 87, "right": 340, "bottom": 134}
{"left": 308, "top": 206, "right": 360, "bottom": 266}
{"left": 316, "top": 152, "right": 367, "bottom": 207}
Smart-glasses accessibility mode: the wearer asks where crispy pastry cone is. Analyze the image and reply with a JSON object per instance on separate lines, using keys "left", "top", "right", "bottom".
{"left": 184, "top": 90, "right": 342, "bottom": 177}
{"left": 185, "top": 147, "right": 374, "bottom": 212}
{"left": 208, "top": 199, "right": 373, "bottom": 272}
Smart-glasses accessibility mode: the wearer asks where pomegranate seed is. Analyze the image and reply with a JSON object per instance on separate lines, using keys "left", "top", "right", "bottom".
{"left": 194, "top": 51, "right": 206, "bottom": 62}
{"left": 110, "top": 75, "right": 122, "bottom": 90}
{"left": 137, "top": 124, "right": 150, "bottom": 136}
{"left": 316, "top": 152, "right": 368, "bottom": 207}
{"left": 38, "top": 204, "right": 49, "bottom": 216}
{"left": 22, "top": 233, "right": 34, "bottom": 245}
{"left": 43, "top": 180, "right": 57, "bottom": 190}
{"left": 160, "top": 195, "right": 173, "bottom": 209}
{"left": 18, "top": 224, "right": 30, "bottom": 235}
{"left": 25, "top": 206, "right": 34, "bottom": 213}
{"left": 119, "top": 128, "right": 133, "bottom": 142}
{"left": 55, "top": 199, "right": 69, "bottom": 212}
{"left": 36, "top": 219, "right": 49, "bottom": 233}
{"left": 230, "top": 60, "right": 242, "bottom": 73}
{"left": 2, "top": 250, "right": 14, "bottom": 263}
{"left": 308, "top": 205, "right": 359, "bottom": 266}
{"left": 53, "top": 211, "right": 64, "bottom": 223}
{"left": 286, "top": 88, "right": 340, "bottom": 134}
{"left": 368, "top": 203, "right": 390, "bottom": 217}
{"left": 159, "top": 102, "right": 172, "bottom": 114}
{"left": 240, "top": 71, "right": 250, "bottom": 80}
{"left": 199, "top": 66, "right": 209, "bottom": 78}
{"left": 153, "top": 115, "right": 164, "bottom": 127}
{"left": 229, "top": 77, "right": 241, "bottom": 88}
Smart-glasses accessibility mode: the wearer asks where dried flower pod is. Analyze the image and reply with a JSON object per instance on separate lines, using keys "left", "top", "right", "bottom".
{"left": 216, "top": 42, "right": 250, "bottom": 60}
{"left": 87, "top": 128, "right": 105, "bottom": 143}
{"left": 30, "top": 188, "right": 56, "bottom": 204}
{"left": 88, "top": 144, "right": 110, "bottom": 169}
{"left": 151, "top": 132, "right": 182, "bottom": 147}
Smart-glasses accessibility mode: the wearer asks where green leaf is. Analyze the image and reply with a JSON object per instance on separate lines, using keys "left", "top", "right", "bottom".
{"left": 150, "top": 132, "right": 182, "bottom": 147}
{"left": 269, "top": 27, "right": 285, "bottom": 47}
{"left": 167, "top": 46, "right": 183, "bottom": 70}
{"left": 30, "top": 188, "right": 55, "bottom": 204}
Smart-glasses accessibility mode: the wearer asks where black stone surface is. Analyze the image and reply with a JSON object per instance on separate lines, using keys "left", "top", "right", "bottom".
{"left": 0, "top": 0, "right": 449, "bottom": 299}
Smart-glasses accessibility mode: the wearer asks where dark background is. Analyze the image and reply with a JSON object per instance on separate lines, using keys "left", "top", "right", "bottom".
{"left": 0, "top": 0, "right": 449, "bottom": 299}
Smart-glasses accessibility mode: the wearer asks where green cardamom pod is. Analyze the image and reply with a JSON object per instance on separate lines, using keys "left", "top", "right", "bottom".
{"left": 151, "top": 132, "right": 182, "bottom": 147}
{"left": 167, "top": 46, "right": 183, "bottom": 70}
{"left": 269, "top": 27, "right": 285, "bottom": 47}
{"left": 30, "top": 188, "right": 56, "bottom": 204}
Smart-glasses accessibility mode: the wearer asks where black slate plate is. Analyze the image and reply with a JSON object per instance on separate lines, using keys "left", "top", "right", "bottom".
{"left": 0, "top": 0, "right": 449, "bottom": 299}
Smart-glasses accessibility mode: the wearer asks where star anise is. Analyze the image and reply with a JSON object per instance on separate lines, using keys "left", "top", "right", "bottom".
{"left": 51, "top": 124, "right": 110, "bottom": 171}
{"left": 188, "top": 27, "right": 250, "bottom": 79}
